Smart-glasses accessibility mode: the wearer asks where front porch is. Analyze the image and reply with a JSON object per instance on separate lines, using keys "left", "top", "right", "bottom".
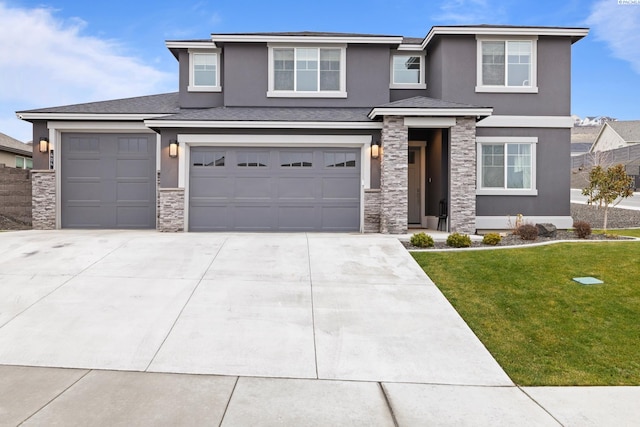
{"left": 365, "top": 97, "right": 492, "bottom": 235}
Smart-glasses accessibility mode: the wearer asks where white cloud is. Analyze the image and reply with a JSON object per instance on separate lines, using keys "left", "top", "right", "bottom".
{"left": 0, "top": 2, "right": 174, "bottom": 141}
{"left": 587, "top": 0, "right": 640, "bottom": 74}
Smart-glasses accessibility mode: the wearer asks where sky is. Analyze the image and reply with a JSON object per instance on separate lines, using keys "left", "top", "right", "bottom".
{"left": 1, "top": 0, "right": 639, "bottom": 142}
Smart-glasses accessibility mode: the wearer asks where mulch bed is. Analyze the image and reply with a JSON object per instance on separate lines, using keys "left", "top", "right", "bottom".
{"left": 403, "top": 230, "right": 631, "bottom": 250}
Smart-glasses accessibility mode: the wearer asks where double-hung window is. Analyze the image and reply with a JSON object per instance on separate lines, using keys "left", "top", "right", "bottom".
{"left": 390, "top": 53, "right": 426, "bottom": 89}
{"left": 476, "top": 37, "right": 537, "bottom": 93}
{"left": 477, "top": 137, "right": 537, "bottom": 195}
{"left": 268, "top": 45, "right": 346, "bottom": 97}
{"left": 188, "top": 49, "right": 221, "bottom": 92}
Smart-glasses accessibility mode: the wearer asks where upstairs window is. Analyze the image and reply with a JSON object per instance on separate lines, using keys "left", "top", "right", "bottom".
{"left": 476, "top": 37, "right": 537, "bottom": 93}
{"left": 390, "top": 53, "right": 426, "bottom": 89}
{"left": 268, "top": 45, "right": 346, "bottom": 98}
{"left": 188, "top": 50, "right": 221, "bottom": 92}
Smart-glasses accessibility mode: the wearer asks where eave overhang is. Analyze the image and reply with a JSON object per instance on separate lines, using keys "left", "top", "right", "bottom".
{"left": 368, "top": 107, "right": 493, "bottom": 120}
{"left": 422, "top": 26, "right": 589, "bottom": 49}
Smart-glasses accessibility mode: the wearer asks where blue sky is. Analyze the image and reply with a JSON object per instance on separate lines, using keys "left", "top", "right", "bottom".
{"left": 1, "top": 0, "right": 639, "bottom": 142}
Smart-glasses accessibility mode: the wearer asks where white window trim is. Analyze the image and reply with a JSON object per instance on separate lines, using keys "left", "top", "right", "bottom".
{"left": 188, "top": 49, "right": 221, "bottom": 93}
{"left": 389, "top": 51, "right": 426, "bottom": 89}
{"left": 476, "top": 136, "right": 538, "bottom": 196}
{"left": 475, "top": 36, "right": 538, "bottom": 94}
{"left": 267, "top": 44, "right": 347, "bottom": 98}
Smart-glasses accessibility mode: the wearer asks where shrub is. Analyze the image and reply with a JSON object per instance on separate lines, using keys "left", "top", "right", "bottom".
{"left": 482, "top": 233, "right": 502, "bottom": 246}
{"left": 517, "top": 224, "right": 538, "bottom": 241}
{"left": 573, "top": 220, "right": 592, "bottom": 239}
{"left": 446, "top": 232, "right": 472, "bottom": 248}
{"left": 410, "top": 232, "right": 434, "bottom": 248}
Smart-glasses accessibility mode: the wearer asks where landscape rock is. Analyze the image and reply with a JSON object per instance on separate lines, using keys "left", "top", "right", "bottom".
{"left": 535, "top": 223, "right": 557, "bottom": 238}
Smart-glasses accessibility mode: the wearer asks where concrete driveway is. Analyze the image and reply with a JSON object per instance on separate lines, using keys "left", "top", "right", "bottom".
{"left": 9, "top": 230, "right": 623, "bottom": 425}
{"left": 0, "top": 230, "right": 509, "bottom": 385}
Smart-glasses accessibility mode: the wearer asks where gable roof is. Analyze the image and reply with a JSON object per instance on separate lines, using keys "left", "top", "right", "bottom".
{"left": 368, "top": 96, "right": 492, "bottom": 119}
{"left": 0, "top": 133, "right": 31, "bottom": 156}
{"left": 607, "top": 120, "right": 640, "bottom": 143}
{"left": 17, "top": 93, "right": 180, "bottom": 121}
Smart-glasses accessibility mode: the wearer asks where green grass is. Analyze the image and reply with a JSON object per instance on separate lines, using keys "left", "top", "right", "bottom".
{"left": 412, "top": 242, "right": 640, "bottom": 386}
{"left": 594, "top": 228, "right": 640, "bottom": 238}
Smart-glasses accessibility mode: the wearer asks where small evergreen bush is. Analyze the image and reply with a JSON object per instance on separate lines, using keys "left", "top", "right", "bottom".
{"left": 517, "top": 224, "right": 538, "bottom": 241}
{"left": 446, "top": 232, "right": 472, "bottom": 248}
{"left": 482, "top": 233, "right": 502, "bottom": 246}
{"left": 573, "top": 221, "right": 592, "bottom": 239}
{"left": 410, "top": 232, "right": 434, "bottom": 248}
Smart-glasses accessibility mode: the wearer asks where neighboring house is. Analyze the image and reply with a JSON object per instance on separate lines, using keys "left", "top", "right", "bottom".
{"left": 571, "top": 125, "right": 599, "bottom": 157}
{"left": 590, "top": 120, "right": 640, "bottom": 152}
{"left": 17, "top": 25, "right": 588, "bottom": 233}
{"left": 579, "top": 116, "right": 616, "bottom": 127}
{"left": 0, "top": 133, "right": 32, "bottom": 169}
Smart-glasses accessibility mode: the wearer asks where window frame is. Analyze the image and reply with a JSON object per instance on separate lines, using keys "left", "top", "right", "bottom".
{"left": 475, "top": 36, "right": 538, "bottom": 93}
{"left": 188, "top": 49, "right": 221, "bottom": 92}
{"left": 267, "top": 44, "right": 347, "bottom": 98}
{"left": 389, "top": 51, "right": 426, "bottom": 89}
{"left": 476, "top": 136, "right": 538, "bottom": 196}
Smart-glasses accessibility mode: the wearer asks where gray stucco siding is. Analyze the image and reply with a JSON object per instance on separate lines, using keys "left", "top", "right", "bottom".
{"left": 475, "top": 127, "right": 570, "bottom": 217}
{"left": 428, "top": 35, "right": 572, "bottom": 116}
{"left": 178, "top": 50, "right": 224, "bottom": 109}
{"left": 31, "top": 121, "right": 49, "bottom": 170}
{"left": 223, "top": 43, "right": 391, "bottom": 107}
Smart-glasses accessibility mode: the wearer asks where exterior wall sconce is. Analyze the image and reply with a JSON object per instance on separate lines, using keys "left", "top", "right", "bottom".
{"left": 39, "top": 137, "right": 49, "bottom": 153}
{"left": 169, "top": 139, "right": 179, "bottom": 158}
{"left": 371, "top": 141, "right": 380, "bottom": 159}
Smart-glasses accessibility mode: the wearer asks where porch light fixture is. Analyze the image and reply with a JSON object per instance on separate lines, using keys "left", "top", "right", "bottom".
{"left": 169, "top": 139, "right": 179, "bottom": 158}
{"left": 38, "top": 137, "right": 49, "bottom": 153}
{"left": 371, "top": 141, "right": 380, "bottom": 159}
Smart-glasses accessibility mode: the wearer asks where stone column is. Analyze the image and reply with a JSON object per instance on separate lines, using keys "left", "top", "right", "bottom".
{"left": 380, "top": 115, "right": 408, "bottom": 234}
{"left": 449, "top": 117, "right": 477, "bottom": 234}
{"left": 363, "top": 189, "right": 381, "bottom": 233}
{"left": 158, "top": 188, "right": 185, "bottom": 232}
{"left": 31, "top": 170, "right": 56, "bottom": 230}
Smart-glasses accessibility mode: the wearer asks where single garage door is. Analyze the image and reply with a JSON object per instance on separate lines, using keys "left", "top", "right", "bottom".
{"left": 189, "top": 147, "right": 361, "bottom": 231}
{"left": 61, "top": 133, "right": 156, "bottom": 228}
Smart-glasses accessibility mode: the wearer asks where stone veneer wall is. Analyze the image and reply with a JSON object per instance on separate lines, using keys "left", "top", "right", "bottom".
{"left": 449, "top": 117, "right": 477, "bottom": 234}
{"left": 380, "top": 116, "right": 409, "bottom": 234}
{"left": 363, "top": 189, "right": 381, "bottom": 233}
{"left": 31, "top": 170, "right": 56, "bottom": 230}
{"left": 158, "top": 188, "right": 185, "bottom": 232}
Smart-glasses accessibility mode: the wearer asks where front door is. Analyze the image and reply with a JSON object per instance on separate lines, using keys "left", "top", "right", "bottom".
{"left": 408, "top": 147, "right": 421, "bottom": 224}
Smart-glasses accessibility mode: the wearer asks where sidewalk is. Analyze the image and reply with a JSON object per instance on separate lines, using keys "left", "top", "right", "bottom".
{"left": 2, "top": 365, "right": 639, "bottom": 426}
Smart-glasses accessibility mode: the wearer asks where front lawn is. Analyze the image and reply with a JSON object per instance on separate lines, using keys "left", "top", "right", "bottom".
{"left": 595, "top": 228, "right": 640, "bottom": 238}
{"left": 412, "top": 242, "right": 640, "bottom": 386}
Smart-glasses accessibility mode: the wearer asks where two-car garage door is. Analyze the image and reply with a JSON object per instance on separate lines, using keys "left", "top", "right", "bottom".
{"left": 189, "top": 147, "right": 361, "bottom": 231}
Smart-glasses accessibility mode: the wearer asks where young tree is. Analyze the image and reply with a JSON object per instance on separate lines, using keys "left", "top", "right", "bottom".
{"left": 582, "top": 164, "right": 634, "bottom": 232}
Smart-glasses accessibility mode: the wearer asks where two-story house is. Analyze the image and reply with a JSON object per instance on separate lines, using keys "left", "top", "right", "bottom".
{"left": 17, "top": 25, "right": 588, "bottom": 233}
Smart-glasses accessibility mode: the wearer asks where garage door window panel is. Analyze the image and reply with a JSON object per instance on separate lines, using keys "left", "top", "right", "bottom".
{"left": 280, "top": 152, "right": 313, "bottom": 167}
{"left": 193, "top": 151, "right": 225, "bottom": 167}
{"left": 324, "top": 151, "right": 357, "bottom": 168}
{"left": 237, "top": 151, "right": 269, "bottom": 167}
